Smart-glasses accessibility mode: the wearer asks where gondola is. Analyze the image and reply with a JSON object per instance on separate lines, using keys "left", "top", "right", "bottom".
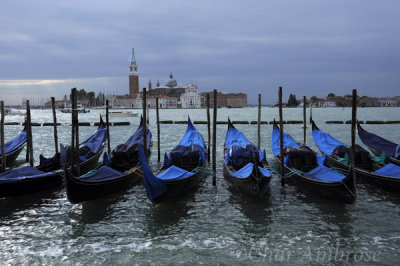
{"left": 223, "top": 119, "right": 271, "bottom": 197}
{"left": 312, "top": 120, "right": 400, "bottom": 193}
{"left": 38, "top": 116, "right": 107, "bottom": 174}
{"left": 138, "top": 117, "right": 207, "bottom": 201}
{"left": 0, "top": 166, "right": 62, "bottom": 197}
{"left": 357, "top": 123, "right": 400, "bottom": 166}
{"left": 65, "top": 117, "right": 151, "bottom": 203}
{"left": 272, "top": 120, "right": 356, "bottom": 203}
{"left": 0, "top": 126, "right": 27, "bottom": 168}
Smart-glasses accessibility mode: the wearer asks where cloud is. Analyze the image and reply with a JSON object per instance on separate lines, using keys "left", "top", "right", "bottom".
{"left": 0, "top": 0, "right": 399, "bottom": 105}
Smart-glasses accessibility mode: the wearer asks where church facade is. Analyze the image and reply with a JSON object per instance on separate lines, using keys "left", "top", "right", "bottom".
{"left": 109, "top": 49, "right": 247, "bottom": 108}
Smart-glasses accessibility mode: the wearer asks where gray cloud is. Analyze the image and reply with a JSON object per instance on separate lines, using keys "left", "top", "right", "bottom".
{"left": 0, "top": 0, "right": 399, "bottom": 104}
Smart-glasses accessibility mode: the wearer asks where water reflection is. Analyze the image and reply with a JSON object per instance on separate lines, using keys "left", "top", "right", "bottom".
{"left": 0, "top": 186, "right": 62, "bottom": 221}
{"left": 145, "top": 197, "right": 193, "bottom": 237}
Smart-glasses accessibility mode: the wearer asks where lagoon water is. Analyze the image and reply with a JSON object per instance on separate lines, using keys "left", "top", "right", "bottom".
{"left": 1, "top": 107, "right": 399, "bottom": 265}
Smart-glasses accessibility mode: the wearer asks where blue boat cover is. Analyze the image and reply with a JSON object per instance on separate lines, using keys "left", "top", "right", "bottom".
{"left": 312, "top": 128, "right": 346, "bottom": 156}
{"left": 358, "top": 127, "right": 400, "bottom": 159}
{"left": 271, "top": 128, "right": 299, "bottom": 156}
{"left": 225, "top": 127, "right": 251, "bottom": 149}
{"left": 225, "top": 125, "right": 267, "bottom": 170}
{"left": 80, "top": 126, "right": 107, "bottom": 154}
{"left": 373, "top": 163, "right": 400, "bottom": 178}
{"left": 138, "top": 145, "right": 167, "bottom": 200}
{"left": 165, "top": 117, "right": 206, "bottom": 169}
{"left": 225, "top": 144, "right": 262, "bottom": 169}
{"left": 0, "top": 130, "right": 26, "bottom": 155}
{"left": 156, "top": 165, "right": 195, "bottom": 180}
{"left": 124, "top": 122, "right": 152, "bottom": 151}
{"left": 304, "top": 164, "right": 346, "bottom": 182}
{"left": 232, "top": 162, "right": 271, "bottom": 179}
{"left": 0, "top": 166, "right": 55, "bottom": 184}
{"left": 178, "top": 117, "right": 205, "bottom": 148}
{"left": 79, "top": 165, "right": 124, "bottom": 181}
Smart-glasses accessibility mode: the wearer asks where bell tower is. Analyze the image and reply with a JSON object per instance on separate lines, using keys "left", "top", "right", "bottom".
{"left": 129, "top": 48, "right": 139, "bottom": 98}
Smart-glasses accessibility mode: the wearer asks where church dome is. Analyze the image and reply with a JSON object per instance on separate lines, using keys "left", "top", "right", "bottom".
{"left": 165, "top": 73, "right": 178, "bottom": 88}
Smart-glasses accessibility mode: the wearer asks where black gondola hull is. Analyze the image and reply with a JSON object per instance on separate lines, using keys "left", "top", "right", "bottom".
{"left": 325, "top": 155, "right": 400, "bottom": 193}
{"left": 0, "top": 143, "right": 26, "bottom": 168}
{"left": 153, "top": 163, "right": 208, "bottom": 201}
{"left": 276, "top": 156, "right": 356, "bottom": 204}
{"left": 0, "top": 172, "right": 62, "bottom": 197}
{"left": 223, "top": 163, "right": 270, "bottom": 197}
{"left": 65, "top": 167, "right": 143, "bottom": 204}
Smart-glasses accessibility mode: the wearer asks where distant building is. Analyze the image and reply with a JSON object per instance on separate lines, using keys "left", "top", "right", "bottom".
{"left": 200, "top": 92, "right": 247, "bottom": 108}
{"left": 378, "top": 98, "right": 398, "bottom": 107}
{"left": 110, "top": 49, "right": 247, "bottom": 108}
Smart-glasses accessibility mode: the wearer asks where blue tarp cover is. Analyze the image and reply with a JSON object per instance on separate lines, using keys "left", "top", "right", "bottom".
{"left": 358, "top": 127, "right": 400, "bottom": 159}
{"left": 312, "top": 129, "right": 346, "bottom": 156}
{"left": 0, "top": 130, "right": 26, "bottom": 155}
{"left": 373, "top": 163, "right": 400, "bottom": 178}
{"left": 304, "top": 165, "right": 346, "bottom": 182}
{"left": 138, "top": 145, "right": 167, "bottom": 200}
{"left": 80, "top": 126, "right": 107, "bottom": 154}
{"left": 225, "top": 128, "right": 251, "bottom": 149}
{"left": 178, "top": 117, "right": 205, "bottom": 148}
{"left": 124, "top": 122, "right": 152, "bottom": 151}
{"left": 272, "top": 128, "right": 299, "bottom": 156}
{"left": 79, "top": 165, "right": 124, "bottom": 181}
{"left": 156, "top": 165, "right": 195, "bottom": 180}
{"left": 0, "top": 166, "right": 54, "bottom": 184}
{"left": 225, "top": 125, "right": 266, "bottom": 170}
{"left": 165, "top": 117, "right": 206, "bottom": 169}
{"left": 232, "top": 162, "right": 271, "bottom": 179}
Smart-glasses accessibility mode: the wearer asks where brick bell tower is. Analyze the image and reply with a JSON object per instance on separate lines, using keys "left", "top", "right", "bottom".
{"left": 129, "top": 48, "right": 139, "bottom": 98}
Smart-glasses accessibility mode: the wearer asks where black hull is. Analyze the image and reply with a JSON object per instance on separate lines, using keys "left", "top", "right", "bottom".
{"left": 0, "top": 172, "right": 62, "bottom": 198}
{"left": 65, "top": 167, "right": 143, "bottom": 204}
{"left": 223, "top": 163, "right": 270, "bottom": 198}
{"left": 79, "top": 146, "right": 105, "bottom": 175}
{"left": 154, "top": 163, "right": 208, "bottom": 201}
{"left": 39, "top": 146, "right": 105, "bottom": 174}
{"left": 325, "top": 155, "right": 400, "bottom": 193}
{"left": 0, "top": 143, "right": 26, "bottom": 168}
{"left": 276, "top": 157, "right": 356, "bottom": 204}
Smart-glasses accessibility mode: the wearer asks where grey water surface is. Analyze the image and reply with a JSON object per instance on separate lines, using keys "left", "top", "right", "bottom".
{"left": 0, "top": 107, "right": 399, "bottom": 265}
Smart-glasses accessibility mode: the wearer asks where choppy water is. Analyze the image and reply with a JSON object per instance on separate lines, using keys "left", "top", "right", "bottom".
{"left": 1, "top": 107, "right": 399, "bottom": 265}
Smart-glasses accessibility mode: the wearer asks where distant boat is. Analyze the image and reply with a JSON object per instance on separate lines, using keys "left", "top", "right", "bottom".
{"left": 3, "top": 109, "right": 25, "bottom": 116}
{"left": 60, "top": 104, "right": 90, "bottom": 113}
{"left": 102, "top": 111, "right": 138, "bottom": 117}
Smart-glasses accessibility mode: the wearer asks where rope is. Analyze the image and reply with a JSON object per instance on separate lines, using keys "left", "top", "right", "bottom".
{"left": 192, "top": 166, "right": 216, "bottom": 178}
{"left": 264, "top": 165, "right": 302, "bottom": 179}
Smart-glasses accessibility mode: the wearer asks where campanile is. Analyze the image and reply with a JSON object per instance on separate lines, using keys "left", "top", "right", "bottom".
{"left": 129, "top": 48, "right": 139, "bottom": 98}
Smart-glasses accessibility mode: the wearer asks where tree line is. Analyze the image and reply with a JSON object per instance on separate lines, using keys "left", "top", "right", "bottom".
{"left": 63, "top": 89, "right": 106, "bottom": 107}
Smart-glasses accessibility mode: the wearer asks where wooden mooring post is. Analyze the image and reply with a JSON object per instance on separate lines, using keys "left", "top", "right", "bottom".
{"left": 142, "top": 88, "right": 147, "bottom": 151}
{"left": 350, "top": 89, "right": 357, "bottom": 196}
{"left": 51, "top": 97, "right": 59, "bottom": 154}
{"left": 257, "top": 94, "right": 261, "bottom": 149}
{"left": 71, "top": 88, "right": 80, "bottom": 175}
{"left": 303, "top": 96, "right": 306, "bottom": 145}
{"left": 1, "top": 101, "right": 5, "bottom": 171}
{"left": 26, "top": 100, "right": 34, "bottom": 167}
{"left": 212, "top": 90, "right": 217, "bottom": 186}
{"left": 156, "top": 97, "right": 160, "bottom": 162}
{"left": 207, "top": 94, "right": 211, "bottom": 163}
{"left": 106, "top": 100, "right": 111, "bottom": 154}
{"left": 279, "top": 87, "right": 285, "bottom": 186}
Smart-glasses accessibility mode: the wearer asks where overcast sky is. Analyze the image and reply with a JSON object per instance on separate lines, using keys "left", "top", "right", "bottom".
{"left": 1, "top": 0, "right": 399, "bottom": 105}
